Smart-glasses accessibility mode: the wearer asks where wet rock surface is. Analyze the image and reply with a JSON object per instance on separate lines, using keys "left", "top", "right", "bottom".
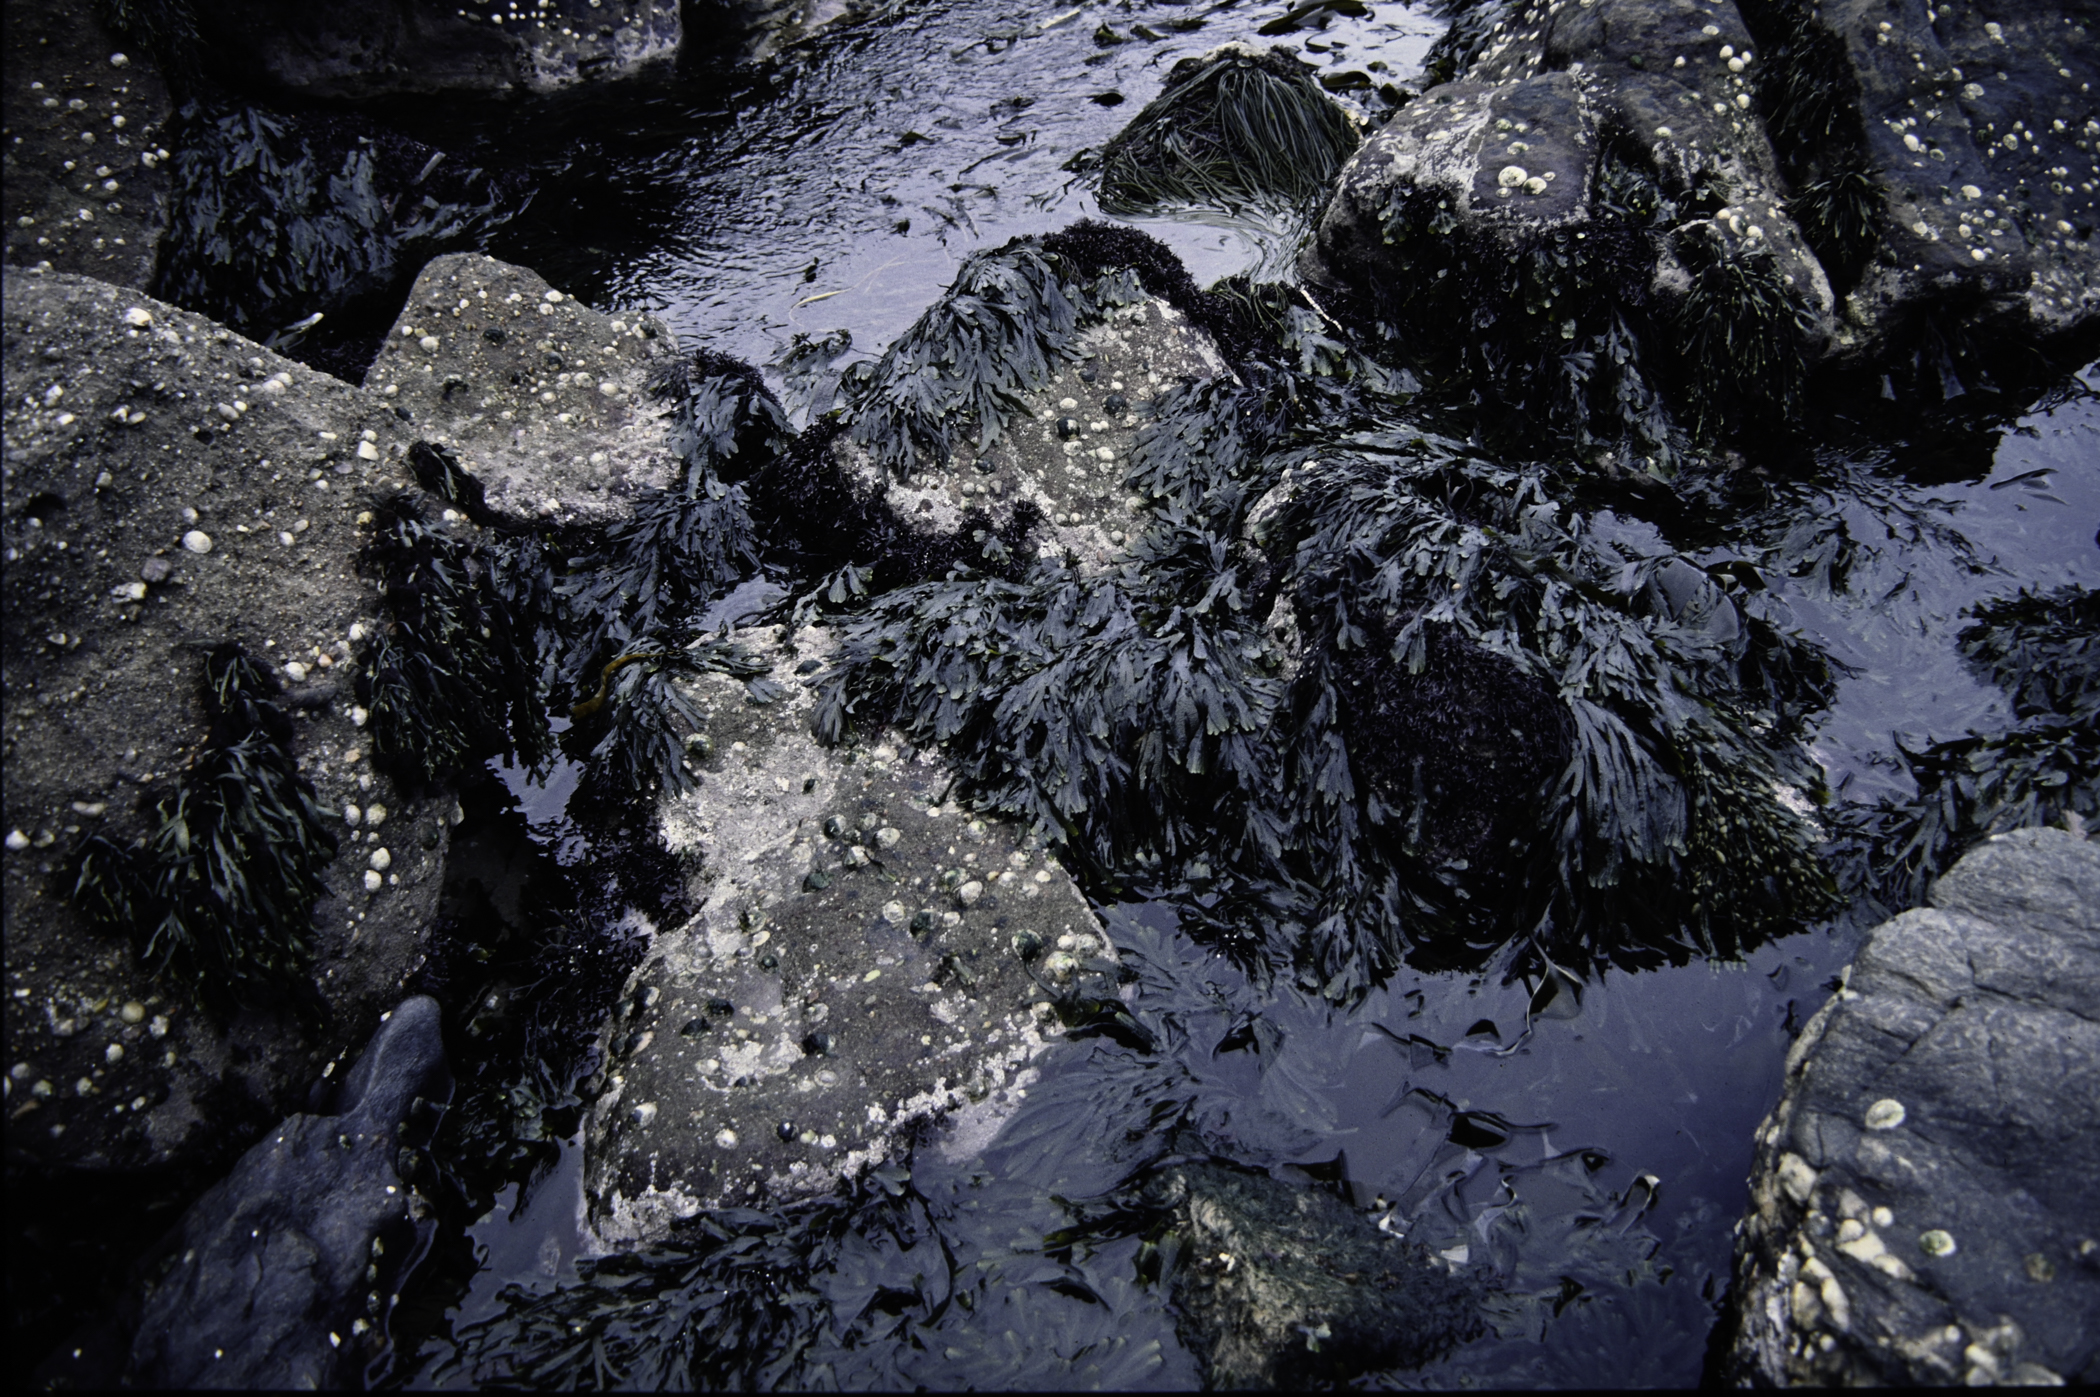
{"left": 367, "top": 252, "right": 680, "bottom": 522}
{"left": 3, "top": 269, "right": 451, "bottom": 1176}
{"left": 1723, "top": 826, "right": 2100, "bottom": 1387}
{"left": 832, "top": 294, "right": 1229, "bottom": 572}
{"left": 585, "top": 624, "right": 1096, "bottom": 1242}
{"left": 185, "top": 0, "right": 683, "bottom": 101}
{"left": 0, "top": 0, "right": 174, "bottom": 291}
{"left": 1303, "top": 0, "right": 2098, "bottom": 432}
{"left": 1151, "top": 1161, "right": 1485, "bottom": 1388}
{"left": 111, "top": 996, "right": 451, "bottom": 1390}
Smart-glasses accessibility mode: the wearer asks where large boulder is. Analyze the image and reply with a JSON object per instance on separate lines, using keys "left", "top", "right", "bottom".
{"left": 1721, "top": 826, "right": 2100, "bottom": 1387}
{"left": 185, "top": 0, "right": 683, "bottom": 101}
{"left": 583, "top": 624, "right": 1102, "bottom": 1242}
{"left": 1302, "top": 0, "right": 2099, "bottom": 445}
{"left": 3, "top": 268, "right": 454, "bottom": 1177}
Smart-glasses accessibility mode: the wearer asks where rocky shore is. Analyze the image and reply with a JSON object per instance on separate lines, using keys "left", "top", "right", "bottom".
{"left": 5, "top": 0, "right": 2097, "bottom": 1388}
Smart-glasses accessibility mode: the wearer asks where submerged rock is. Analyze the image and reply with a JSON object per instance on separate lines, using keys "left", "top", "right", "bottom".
{"left": 367, "top": 253, "right": 681, "bottom": 521}
{"left": 2, "top": 269, "right": 452, "bottom": 1178}
{"left": 1147, "top": 1162, "right": 1484, "bottom": 1388}
{"left": 1722, "top": 826, "right": 2100, "bottom": 1387}
{"left": 123, "top": 996, "right": 452, "bottom": 1389}
{"left": 583, "top": 624, "right": 1096, "bottom": 1243}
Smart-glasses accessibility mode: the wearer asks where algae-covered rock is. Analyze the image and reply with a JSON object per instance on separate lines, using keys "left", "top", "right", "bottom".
{"left": 3, "top": 268, "right": 452, "bottom": 1177}
{"left": 1147, "top": 1162, "right": 1484, "bottom": 1388}
{"left": 367, "top": 253, "right": 682, "bottom": 523}
{"left": 1722, "top": 825, "right": 2100, "bottom": 1387}
{"left": 828, "top": 292, "right": 1231, "bottom": 575}
{"left": 1303, "top": 0, "right": 2100, "bottom": 445}
{"left": 583, "top": 624, "right": 1100, "bottom": 1242}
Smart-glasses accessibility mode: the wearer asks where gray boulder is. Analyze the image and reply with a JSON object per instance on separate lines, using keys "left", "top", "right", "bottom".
{"left": 3, "top": 269, "right": 455, "bottom": 1176}
{"left": 1723, "top": 826, "right": 2100, "bottom": 1387}
{"left": 366, "top": 252, "right": 682, "bottom": 522}
{"left": 125, "top": 996, "right": 452, "bottom": 1389}
{"left": 584, "top": 623, "right": 1100, "bottom": 1243}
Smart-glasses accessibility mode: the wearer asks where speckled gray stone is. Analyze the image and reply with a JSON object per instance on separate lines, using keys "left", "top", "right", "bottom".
{"left": 1723, "top": 826, "right": 2100, "bottom": 1387}
{"left": 583, "top": 624, "right": 1106, "bottom": 1243}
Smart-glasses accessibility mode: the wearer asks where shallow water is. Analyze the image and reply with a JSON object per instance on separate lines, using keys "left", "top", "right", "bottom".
{"left": 486, "top": 0, "right": 1442, "bottom": 375}
{"left": 383, "top": 1, "right": 2099, "bottom": 1387}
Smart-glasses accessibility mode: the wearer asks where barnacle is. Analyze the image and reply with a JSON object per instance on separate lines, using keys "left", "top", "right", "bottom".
{"left": 68, "top": 644, "right": 337, "bottom": 1013}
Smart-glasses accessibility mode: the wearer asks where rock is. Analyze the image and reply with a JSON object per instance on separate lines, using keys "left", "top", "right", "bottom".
{"left": 123, "top": 996, "right": 452, "bottom": 1389}
{"left": 1303, "top": 0, "right": 2099, "bottom": 442}
{"left": 1816, "top": 0, "right": 2099, "bottom": 382}
{"left": 366, "top": 253, "right": 680, "bottom": 522}
{"left": 583, "top": 624, "right": 1098, "bottom": 1243}
{"left": 1145, "top": 1162, "right": 1484, "bottom": 1388}
{"left": 2, "top": 269, "right": 450, "bottom": 1178}
{"left": 0, "top": 0, "right": 175, "bottom": 290}
{"left": 828, "top": 294, "right": 1230, "bottom": 573}
{"left": 184, "top": 0, "right": 683, "bottom": 101}
{"left": 1721, "top": 826, "right": 2100, "bottom": 1387}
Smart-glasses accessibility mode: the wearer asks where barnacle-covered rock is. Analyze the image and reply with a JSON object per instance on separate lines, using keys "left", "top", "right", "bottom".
{"left": 179, "top": 0, "right": 684, "bottom": 101}
{"left": 583, "top": 624, "right": 1103, "bottom": 1242}
{"left": 0, "top": 0, "right": 174, "bottom": 292}
{"left": 2, "top": 268, "right": 451, "bottom": 1179}
{"left": 367, "top": 253, "right": 683, "bottom": 523}
{"left": 1303, "top": 0, "right": 2100, "bottom": 445}
{"left": 1721, "top": 826, "right": 2100, "bottom": 1387}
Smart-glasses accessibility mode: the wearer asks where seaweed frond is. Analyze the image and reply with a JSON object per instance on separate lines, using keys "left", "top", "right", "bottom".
{"left": 1847, "top": 585, "right": 2100, "bottom": 906}
{"left": 1095, "top": 46, "right": 1360, "bottom": 216}
{"left": 357, "top": 495, "right": 550, "bottom": 791}
{"left": 68, "top": 644, "right": 336, "bottom": 1014}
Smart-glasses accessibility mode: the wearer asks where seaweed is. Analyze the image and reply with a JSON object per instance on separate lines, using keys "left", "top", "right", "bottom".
{"left": 67, "top": 645, "right": 336, "bottom": 1014}
{"left": 567, "top": 640, "right": 773, "bottom": 797}
{"left": 1734, "top": 0, "right": 1882, "bottom": 292}
{"left": 1273, "top": 428, "right": 1840, "bottom": 988}
{"left": 154, "top": 102, "right": 529, "bottom": 376}
{"left": 813, "top": 516, "right": 1287, "bottom": 878}
{"left": 1673, "top": 225, "right": 1814, "bottom": 441}
{"left": 1093, "top": 46, "right": 1360, "bottom": 216}
{"left": 1847, "top": 585, "right": 2099, "bottom": 907}
{"left": 355, "top": 495, "right": 550, "bottom": 793}
{"left": 842, "top": 239, "right": 1150, "bottom": 479}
